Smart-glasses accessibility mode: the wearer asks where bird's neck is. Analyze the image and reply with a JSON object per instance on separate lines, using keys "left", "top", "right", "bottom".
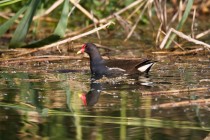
{"left": 89, "top": 52, "right": 107, "bottom": 75}
{"left": 90, "top": 54, "right": 104, "bottom": 68}
{"left": 87, "top": 47, "right": 108, "bottom": 78}
{"left": 89, "top": 49, "right": 103, "bottom": 65}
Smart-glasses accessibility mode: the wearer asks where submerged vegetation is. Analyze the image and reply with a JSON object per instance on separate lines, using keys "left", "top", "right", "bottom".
{"left": 0, "top": 0, "right": 209, "bottom": 52}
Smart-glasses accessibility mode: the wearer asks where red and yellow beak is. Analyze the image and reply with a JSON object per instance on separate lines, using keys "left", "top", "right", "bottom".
{"left": 77, "top": 48, "right": 84, "bottom": 54}
{"left": 77, "top": 44, "right": 86, "bottom": 54}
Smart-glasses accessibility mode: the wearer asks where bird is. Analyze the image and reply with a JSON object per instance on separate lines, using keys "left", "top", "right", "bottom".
{"left": 77, "top": 43, "right": 156, "bottom": 80}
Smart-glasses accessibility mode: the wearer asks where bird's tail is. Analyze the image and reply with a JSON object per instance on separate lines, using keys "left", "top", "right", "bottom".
{"left": 135, "top": 60, "right": 156, "bottom": 73}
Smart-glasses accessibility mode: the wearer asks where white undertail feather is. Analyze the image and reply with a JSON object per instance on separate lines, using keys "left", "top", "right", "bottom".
{"left": 137, "top": 63, "right": 154, "bottom": 72}
{"left": 108, "top": 67, "right": 126, "bottom": 72}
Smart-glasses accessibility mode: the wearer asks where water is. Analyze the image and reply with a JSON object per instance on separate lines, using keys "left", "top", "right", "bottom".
{"left": 0, "top": 47, "right": 209, "bottom": 140}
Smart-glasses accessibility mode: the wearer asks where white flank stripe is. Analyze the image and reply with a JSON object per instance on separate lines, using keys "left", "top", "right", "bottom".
{"left": 108, "top": 67, "right": 126, "bottom": 72}
{"left": 137, "top": 63, "right": 153, "bottom": 72}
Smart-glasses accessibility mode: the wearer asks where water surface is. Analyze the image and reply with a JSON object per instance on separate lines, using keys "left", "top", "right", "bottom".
{"left": 0, "top": 45, "right": 209, "bottom": 140}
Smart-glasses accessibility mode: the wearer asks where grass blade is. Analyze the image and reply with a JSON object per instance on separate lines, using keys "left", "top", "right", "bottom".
{"left": 0, "top": 5, "right": 27, "bottom": 36}
{"left": 176, "top": 0, "right": 194, "bottom": 30}
{"left": 0, "top": 0, "right": 23, "bottom": 7}
{"left": 163, "top": 0, "right": 194, "bottom": 49}
{"left": 23, "top": 0, "right": 70, "bottom": 48}
{"left": 53, "top": 0, "right": 70, "bottom": 37}
{"left": 9, "top": 0, "right": 41, "bottom": 48}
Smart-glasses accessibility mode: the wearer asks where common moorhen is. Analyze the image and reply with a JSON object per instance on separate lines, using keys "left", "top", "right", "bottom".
{"left": 77, "top": 43, "right": 155, "bottom": 79}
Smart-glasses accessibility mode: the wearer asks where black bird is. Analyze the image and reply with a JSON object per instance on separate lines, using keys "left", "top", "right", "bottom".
{"left": 77, "top": 43, "right": 155, "bottom": 80}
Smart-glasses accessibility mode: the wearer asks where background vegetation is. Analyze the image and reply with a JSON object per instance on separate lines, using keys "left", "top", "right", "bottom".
{"left": 0, "top": 0, "right": 209, "bottom": 50}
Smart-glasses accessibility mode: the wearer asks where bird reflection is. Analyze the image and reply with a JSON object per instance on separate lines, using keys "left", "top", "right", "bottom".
{"left": 80, "top": 82, "right": 102, "bottom": 106}
{"left": 80, "top": 74, "right": 155, "bottom": 106}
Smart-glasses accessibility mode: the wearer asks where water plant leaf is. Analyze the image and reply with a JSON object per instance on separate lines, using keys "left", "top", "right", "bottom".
{"left": 23, "top": 0, "right": 70, "bottom": 48}
{"left": 0, "top": 5, "right": 27, "bottom": 36}
{"left": 176, "top": 1, "right": 194, "bottom": 30}
{"left": 164, "top": 0, "right": 194, "bottom": 49}
{"left": 44, "top": 109, "right": 210, "bottom": 131}
{"left": 9, "top": 0, "right": 41, "bottom": 48}
{"left": 0, "top": 0, "right": 23, "bottom": 7}
{"left": 53, "top": 0, "right": 70, "bottom": 37}
{"left": 22, "top": 35, "right": 60, "bottom": 48}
